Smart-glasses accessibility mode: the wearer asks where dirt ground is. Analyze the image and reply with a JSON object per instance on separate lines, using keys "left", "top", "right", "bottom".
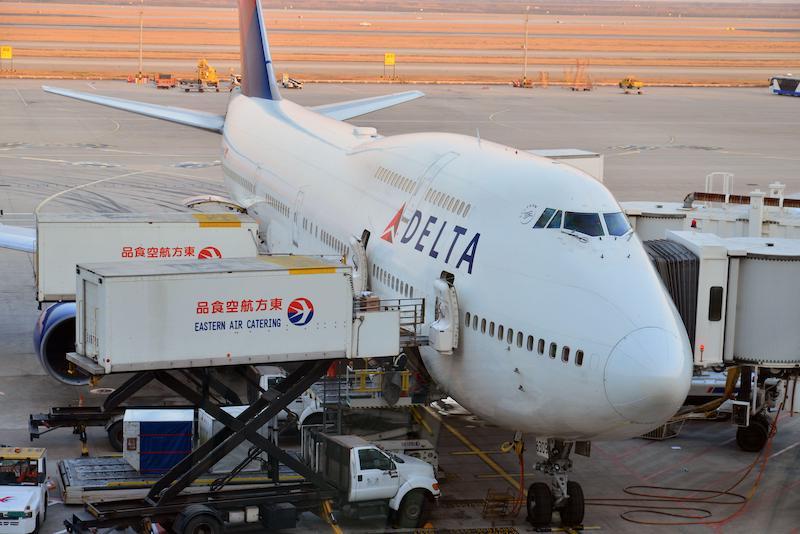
{"left": 1, "top": 2, "right": 798, "bottom": 84}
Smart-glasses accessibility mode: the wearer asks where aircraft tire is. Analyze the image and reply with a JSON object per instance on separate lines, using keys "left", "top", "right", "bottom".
{"left": 527, "top": 482, "right": 553, "bottom": 527}
{"left": 560, "top": 481, "right": 585, "bottom": 526}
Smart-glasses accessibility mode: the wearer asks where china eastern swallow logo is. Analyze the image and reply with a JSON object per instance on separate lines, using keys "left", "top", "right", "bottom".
{"left": 198, "top": 246, "right": 223, "bottom": 259}
{"left": 287, "top": 298, "right": 315, "bottom": 326}
{"left": 381, "top": 203, "right": 406, "bottom": 243}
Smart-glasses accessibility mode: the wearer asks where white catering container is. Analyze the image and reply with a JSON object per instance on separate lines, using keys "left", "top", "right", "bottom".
{"left": 74, "top": 256, "right": 355, "bottom": 373}
{"left": 123, "top": 409, "right": 195, "bottom": 474}
{"left": 197, "top": 406, "right": 270, "bottom": 473}
{"left": 35, "top": 212, "right": 260, "bottom": 302}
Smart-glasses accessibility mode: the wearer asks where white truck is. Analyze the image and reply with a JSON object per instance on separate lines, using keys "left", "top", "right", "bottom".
{"left": 302, "top": 431, "right": 440, "bottom": 528}
{"left": 0, "top": 448, "right": 48, "bottom": 534}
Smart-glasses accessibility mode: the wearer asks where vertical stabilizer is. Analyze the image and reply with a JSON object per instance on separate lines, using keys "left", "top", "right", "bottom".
{"left": 238, "top": 0, "right": 281, "bottom": 100}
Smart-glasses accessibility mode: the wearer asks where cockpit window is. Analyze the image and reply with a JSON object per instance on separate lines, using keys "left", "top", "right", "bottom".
{"left": 547, "top": 210, "right": 562, "bottom": 229}
{"left": 533, "top": 208, "right": 555, "bottom": 228}
{"left": 563, "top": 212, "right": 604, "bottom": 237}
{"left": 603, "top": 212, "right": 631, "bottom": 236}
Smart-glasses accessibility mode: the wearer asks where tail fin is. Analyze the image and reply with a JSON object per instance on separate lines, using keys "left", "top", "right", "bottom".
{"left": 238, "top": 0, "right": 281, "bottom": 100}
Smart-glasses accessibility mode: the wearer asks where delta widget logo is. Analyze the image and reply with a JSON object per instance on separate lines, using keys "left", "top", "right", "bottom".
{"left": 287, "top": 298, "right": 315, "bottom": 326}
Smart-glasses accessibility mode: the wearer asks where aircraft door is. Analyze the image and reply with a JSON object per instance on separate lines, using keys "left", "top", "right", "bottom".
{"left": 429, "top": 277, "right": 459, "bottom": 354}
{"left": 292, "top": 189, "right": 305, "bottom": 247}
{"left": 349, "top": 235, "right": 369, "bottom": 294}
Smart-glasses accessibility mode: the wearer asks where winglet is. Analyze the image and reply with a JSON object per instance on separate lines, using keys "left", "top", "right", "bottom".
{"left": 238, "top": 0, "right": 281, "bottom": 100}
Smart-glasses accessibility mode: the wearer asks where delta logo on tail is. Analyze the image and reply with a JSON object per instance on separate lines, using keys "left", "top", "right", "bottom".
{"left": 382, "top": 205, "right": 481, "bottom": 274}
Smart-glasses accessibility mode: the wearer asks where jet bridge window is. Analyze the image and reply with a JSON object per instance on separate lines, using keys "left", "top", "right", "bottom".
{"left": 603, "top": 212, "right": 631, "bottom": 236}
{"left": 564, "top": 212, "right": 604, "bottom": 237}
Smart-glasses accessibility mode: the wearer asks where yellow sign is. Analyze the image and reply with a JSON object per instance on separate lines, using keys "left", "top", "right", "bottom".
{"left": 0, "top": 46, "right": 12, "bottom": 60}
{"left": 384, "top": 52, "right": 396, "bottom": 67}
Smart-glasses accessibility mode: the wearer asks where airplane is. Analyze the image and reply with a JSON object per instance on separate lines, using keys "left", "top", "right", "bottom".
{"left": 0, "top": 0, "right": 692, "bottom": 527}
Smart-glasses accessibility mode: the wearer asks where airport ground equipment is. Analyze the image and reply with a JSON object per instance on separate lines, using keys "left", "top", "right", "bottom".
{"left": 623, "top": 176, "right": 800, "bottom": 242}
{"left": 643, "top": 230, "right": 800, "bottom": 452}
{"left": 0, "top": 447, "right": 48, "bottom": 534}
{"left": 69, "top": 257, "right": 400, "bottom": 374}
{"left": 155, "top": 73, "right": 177, "bottom": 89}
{"left": 35, "top": 213, "right": 258, "bottom": 304}
{"left": 180, "top": 58, "right": 221, "bottom": 92}
{"left": 769, "top": 75, "right": 800, "bottom": 96}
{"left": 619, "top": 76, "right": 644, "bottom": 94}
{"left": 281, "top": 73, "right": 303, "bottom": 89}
{"left": 300, "top": 430, "right": 439, "bottom": 527}
{"left": 33, "top": 212, "right": 260, "bottom": 386}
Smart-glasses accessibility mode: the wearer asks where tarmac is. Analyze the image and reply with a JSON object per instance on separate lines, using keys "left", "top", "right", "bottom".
{"left": 0, "top": 80, "right": 798, "bottom": 532}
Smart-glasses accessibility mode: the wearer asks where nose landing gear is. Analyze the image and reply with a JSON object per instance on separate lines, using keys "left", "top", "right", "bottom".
{"left": 527, "top": 439, "right": 588, "bottom": 528}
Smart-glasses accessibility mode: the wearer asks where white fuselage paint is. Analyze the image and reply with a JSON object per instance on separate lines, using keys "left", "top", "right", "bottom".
{"left": 221, "top": 94, "right": 693, "bottom": 441}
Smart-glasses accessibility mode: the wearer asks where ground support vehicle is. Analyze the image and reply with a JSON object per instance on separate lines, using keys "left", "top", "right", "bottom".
{"left": 281, "top": 73, "right": 303, "bottom": 89}
{"left": 301, "top": 431, "right": 440, "bottom": 528}
{"left": 180, "top": 59, "right": 221, "bottom": 92}
{"left": 0, "top": 447, "right": 48, "bottom": 534}
{"left": 619, "top": 76, "right": 644, "bottom": 94}
{"left": 155, "top": 73, "right": 176, "bottom": 89}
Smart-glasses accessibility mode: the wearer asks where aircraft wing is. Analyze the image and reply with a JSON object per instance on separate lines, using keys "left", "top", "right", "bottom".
{"left": 311, "top": 90, "right": 424, "bottom": 121}
{"left": 0, "top": 225, "right": 36, "bottom": 253}
{"left": 42, "top": 86, "right": 225, "bottom": 133}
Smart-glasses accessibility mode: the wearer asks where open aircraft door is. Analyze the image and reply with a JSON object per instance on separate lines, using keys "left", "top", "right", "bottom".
{"left": 348, "top": 234, "right": 369, "bottom": 295}
{"left": 429, "top": 278, "right": 459, "bottom": 354}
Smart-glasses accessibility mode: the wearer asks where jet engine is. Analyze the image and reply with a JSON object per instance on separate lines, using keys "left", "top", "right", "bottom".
{"left": 33, "top": 302, "right": 89, "bottom": 385}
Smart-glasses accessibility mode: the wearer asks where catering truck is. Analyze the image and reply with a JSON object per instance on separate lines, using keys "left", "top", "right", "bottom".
{"left": 0, "top": 447, "right": 48, "bottom": 534}
{"left": 301, "top": 431, "right": 440, "bottom": 528}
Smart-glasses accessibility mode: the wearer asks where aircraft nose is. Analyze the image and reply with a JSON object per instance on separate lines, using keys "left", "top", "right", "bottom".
{"left": 604, "top": 327, "right": 692, "bottom": 425}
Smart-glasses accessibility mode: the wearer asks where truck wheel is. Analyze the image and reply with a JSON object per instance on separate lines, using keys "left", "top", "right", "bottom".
{"left": 107, "top": 420, "right": 124, "bottom": 452}
{"left": 174, "top": 505, "right": 222, "bottom": 534}
{"left": 395, "top": 489, "right": 427, "bottom": 528}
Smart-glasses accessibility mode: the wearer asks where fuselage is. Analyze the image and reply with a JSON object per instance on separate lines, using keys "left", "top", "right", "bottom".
{"left": 221, "top": 93, "right": 693, "bottom": 441}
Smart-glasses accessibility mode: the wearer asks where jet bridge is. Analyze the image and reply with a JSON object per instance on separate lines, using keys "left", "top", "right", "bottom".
{"left": 644, "top": 230, "right": 800, "bottom": 452}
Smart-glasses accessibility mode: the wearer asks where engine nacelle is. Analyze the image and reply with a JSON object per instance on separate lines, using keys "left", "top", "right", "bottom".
{"left": 34, "top": 302, "right": 89, "bottom": 385}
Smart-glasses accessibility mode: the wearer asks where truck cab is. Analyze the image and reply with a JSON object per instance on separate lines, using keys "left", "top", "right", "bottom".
{"left": 0, "top": 448, "right": 48, "bottom": 534}
{"left": 304, "top": 433, "right": 440, "bottom": 528}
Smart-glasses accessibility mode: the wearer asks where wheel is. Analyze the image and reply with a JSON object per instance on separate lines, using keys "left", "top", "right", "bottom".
{"left": 177, "top": 514, "right": 222, "bottom": 534}
{"left": 173, "top": 505, "right": 222, "bottom": 534}
{"left": 560, "top": 481, "right": 585, "bottom": 526}
{"left": 107, "top": 419, "right": 124, "bottom": 452}
{"left": 394, "top": 489, "right": 427, "bottom": 528}
{"left": 736, "top": 414, "right": 770, "bottom": 452}
{"left": 526, "top": 482, "right": 553, "bottom": 527}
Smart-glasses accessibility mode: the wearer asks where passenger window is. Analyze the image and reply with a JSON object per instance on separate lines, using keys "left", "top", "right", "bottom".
{"left": 472, "top": 315, "right": 478, "bottom": 330}
{"left": 358, "top": 448, "right": 394, "bottom": 471}
{"left": 547, "top": 210, "right": 562, "bottom": 229}
{"left": 465, "top": 312, "right": 471, "bottom": 327}
{"left": 498, "top": 325, "right": 504, "bottom": 340}
{"left": 564, "top": 212, "right": 604, "bottom": 237}
{"left": 576, "top": 350, "right": 584, "bottom": 366}
{"left": 538, "top": 339, "right": 545, "bottom": 355}
{"left": 507, "top": 328, "right": 514, "bottom": 344}
{"left": 527, "top": 335, "right": 534, "bottom": 351}
{"left": 464, "top": 204, "right": 471, "bottom": 217}
{"left": 517, "top": 332, "right": 523, "bottom": 348}
{"left": 481, "top": 319, "right": 487, "bottom": 334}
{"left": 489, "top": 322, "right": 495, "bottom": 337}
{"left": 562, "top": 346, "right": 570, "bottom": 363}
{"left": 533, "top": 208, "right": 555, "bottom": 228}
{"left": 549, "top": 343, "right": 557, "bottom": 358}
{"left": 603, "top": 212, "right": 631, "bottom": 236}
